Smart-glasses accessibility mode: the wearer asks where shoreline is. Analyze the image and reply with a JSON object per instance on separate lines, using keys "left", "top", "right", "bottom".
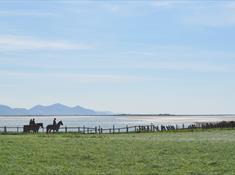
{"left": 0, "top": 114, "right": 235, "bottom": 117}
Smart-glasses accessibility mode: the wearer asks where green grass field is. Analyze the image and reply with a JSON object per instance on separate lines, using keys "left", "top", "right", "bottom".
{"left": 0, "top": 129, "right": 235, "bottom": 175}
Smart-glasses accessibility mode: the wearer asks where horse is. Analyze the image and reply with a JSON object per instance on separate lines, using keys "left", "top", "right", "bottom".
{"left": 23, "top": 123, "right": 43, "bottom": 133}
{"left": 46, "top": 120, "right": 63, "bottom": 133}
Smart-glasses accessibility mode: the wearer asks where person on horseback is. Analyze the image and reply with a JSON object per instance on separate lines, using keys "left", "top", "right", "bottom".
{"left": 29, "top": 119, "right": 33, "bottom": 125}
{"left": 53, "top": 118, "right": 57, "bottom": 128}
{"left": 32, "top": 118, "right": 35, "bottom": 125}
{"left": 46, "top": 120, "right": 63, "bottom": 133}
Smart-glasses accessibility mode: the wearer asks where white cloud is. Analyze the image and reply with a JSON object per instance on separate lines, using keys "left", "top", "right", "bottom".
{"left": 134, "top": 62, "right": 234, "bottom": 73}
{"left": 183, "top": 2, "right": 235, "bottom": 27}
{"left": 225, "top": 2, "right": 235, "bottom": 9}
{"left": 0, "top": 35, "right": 90, "bottom": 51}
{"left": 101, "top": 4, "right": 133, "bottom": 16}
{"left": 151, "top": 1, "right": 175, "bottom": 8}
{"left": 0, "top": 10, "right": 55, "bottom": 17}
{"left": 150, "top": 1, "right": 191, "bottom": 8}
{"left": 119, "top": 46, "right": 235, "bottom": 73}
{"left": 0, "top": 70, "right": 159, "bottom": 83}
{"left": 184, "top": 12, "right": 235, "bottom": 27}
{"left": 104, "top": 4, "right": 121, "bottom": 13}
{"left": 149, "top": 1, "right": 235, "bottom": 27}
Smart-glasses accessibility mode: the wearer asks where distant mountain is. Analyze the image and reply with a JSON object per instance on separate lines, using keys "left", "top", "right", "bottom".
{"left": 0, "top": 103, "right": 112, "bottom": 115}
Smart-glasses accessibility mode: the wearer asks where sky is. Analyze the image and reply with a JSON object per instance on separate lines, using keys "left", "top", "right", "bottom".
{"left": 0, "top": 0, "right": 235, "bottom": 114}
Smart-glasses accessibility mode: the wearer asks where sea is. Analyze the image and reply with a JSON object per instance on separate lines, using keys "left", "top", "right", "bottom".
{"left": 1, "top": 115, "right": 235, "bottom": 132}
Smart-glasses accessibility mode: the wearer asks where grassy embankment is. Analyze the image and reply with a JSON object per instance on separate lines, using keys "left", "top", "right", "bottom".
{"left": 0, "top": 129, "right": 235, "bottom": 175}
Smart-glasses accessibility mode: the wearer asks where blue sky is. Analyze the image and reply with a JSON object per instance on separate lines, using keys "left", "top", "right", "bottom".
{"left": 0, "top": 1, "right": 235, "bottom": 114}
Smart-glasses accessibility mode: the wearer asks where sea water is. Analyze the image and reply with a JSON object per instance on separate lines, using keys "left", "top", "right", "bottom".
{"left": 0, "top": 115, "right": 235, "bottom": 129}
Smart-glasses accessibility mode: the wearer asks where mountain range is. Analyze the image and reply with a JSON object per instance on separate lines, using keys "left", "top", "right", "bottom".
{"left": 0, "top": 103, "right": 112, "bottom": 115}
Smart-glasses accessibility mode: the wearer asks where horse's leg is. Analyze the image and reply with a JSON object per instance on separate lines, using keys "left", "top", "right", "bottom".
{"left": 48, "top": 127, "right": 52, "bottom": 133}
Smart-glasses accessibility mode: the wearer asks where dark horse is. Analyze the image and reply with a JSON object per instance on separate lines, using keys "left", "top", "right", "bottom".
{"left": 46, "top": 120, "right": 63, "bottom": 133}
{"left": 23, "top": 123, "right": 43, "bottom": 133}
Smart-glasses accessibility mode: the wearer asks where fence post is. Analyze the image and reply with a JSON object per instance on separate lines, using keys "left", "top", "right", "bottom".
{"left": 65, "top": 126, "right": 67, "bottom": 133}
{"left": 126, "top": 125, "right": 128, "bottom": 133}
{"left": 83, "top": 125, "right": 85, "bottom": 134}
{"left": 182, "top": 124, "right": 185, "bottom": 129}
{"left": 135, "top": 126, "right": 137, "bottom": 132}
{"left": 101, "top": 128, "right": 103, "bottom": 134}
{"left": 95, "top": 127, "right": 97, "bottom": 134}
{"left": 17, "top": 126, "right": 19, "bottom": 133}
{"left": 118, "top": 128, "right": 120, "bottom": 133}
{"left": 113, "top": 125, "right": 115, "bottom": 134}
{"left": 78, "top": 127, "right": 80, "bottom": 133}
{"left": 4, "top": 126, "right": 6, "bottom": 133}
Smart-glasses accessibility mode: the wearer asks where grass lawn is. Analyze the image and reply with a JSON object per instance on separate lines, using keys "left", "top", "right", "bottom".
{"left": 0, "top": 129, "right": 235, "bottom": 175}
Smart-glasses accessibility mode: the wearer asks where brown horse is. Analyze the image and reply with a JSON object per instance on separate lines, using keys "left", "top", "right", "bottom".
{"left": 46, "top": 120, "right": 63, "bottom": 133}
{"left": 23, "top": 123, "right": 43, "bottom": 133}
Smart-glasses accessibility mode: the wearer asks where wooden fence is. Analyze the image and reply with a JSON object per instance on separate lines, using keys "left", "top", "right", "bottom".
{"left": 0, "top": 124, "right": 184, "bottom": 134}
{"left": 0, "top": 121, "right": 234, "bottom": 134}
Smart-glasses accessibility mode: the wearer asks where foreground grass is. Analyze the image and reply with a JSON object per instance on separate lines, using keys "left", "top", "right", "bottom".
{"left": 0, "top": 130, "right": 235, "bottom": 175}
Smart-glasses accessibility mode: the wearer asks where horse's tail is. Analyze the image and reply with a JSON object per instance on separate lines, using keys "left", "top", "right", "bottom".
{"left": 23, "top": 125, "right": 29, "bottom": 133}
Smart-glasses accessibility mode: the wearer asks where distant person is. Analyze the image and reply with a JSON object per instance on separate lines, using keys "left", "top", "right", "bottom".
{"left": 53, "top": 118, "right": 57, "bottom": 127}
{"left": 29, "top": 119, "right": 33, "bottom": 125}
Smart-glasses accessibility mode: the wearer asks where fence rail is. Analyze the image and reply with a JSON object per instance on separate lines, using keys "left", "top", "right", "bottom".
{"left": 0, "top": 121, "right": 235, "bottom": 134}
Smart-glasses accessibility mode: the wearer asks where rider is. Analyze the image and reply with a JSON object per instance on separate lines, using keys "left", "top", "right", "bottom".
{"left": 29, "top": 119, "right": 32, "bottom": 125}
{"left": 32, "top": 118, "right": 36, "bottom": 125}
{"left": 53, "top": 118, "right": 57, "bottom": 127}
